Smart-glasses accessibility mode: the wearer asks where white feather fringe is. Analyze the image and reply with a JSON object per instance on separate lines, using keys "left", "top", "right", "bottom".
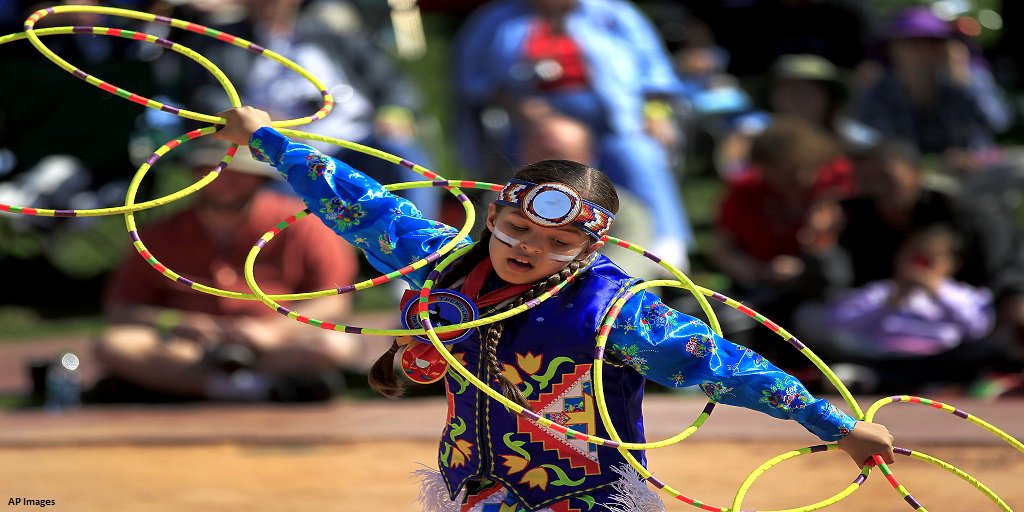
{"left": 412, "top": 464, "right": 664, "bottom": 512}
{"left": 413, "top": 467, "right": 464, "bottom": 512}
{"left": 601, "top": 465, "right": 666, "bottom": 512}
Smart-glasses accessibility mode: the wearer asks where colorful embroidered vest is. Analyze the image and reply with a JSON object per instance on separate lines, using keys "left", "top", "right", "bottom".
{"left": 437, "top": 255, "right": 647, "bottom": 510}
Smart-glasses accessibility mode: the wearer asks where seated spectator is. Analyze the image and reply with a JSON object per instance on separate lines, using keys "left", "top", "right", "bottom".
{"left": 163, "top": 0, "right": 440, "bottom": 219}
{"left": 817, "top": 224, "right": 1000, "bottom": 393}
{"left": 837, "top": 139, "right": 1024, "bottom": 378}
{"left": 823, "top": 139, "right": 1024, "bottom": 395}
{"left": 710, "top": 117, "right": 854, "bottom": 368}
{"left": 715, "top": 54, "right": 878, "bottom": 179}
{"left": 91, "top": 144, "right": 362, "bottom": 403}
{"left": 517, "top": 112, "right": 593, "bottom": 167}
{"left": 854, "top": 6, "right": 1013, "bottom": 174}
{"left": 668, "top": 19, "right": 754, "bottom": 176}
{"left": 451, "top": 0, "right": 694, "bottom": 271}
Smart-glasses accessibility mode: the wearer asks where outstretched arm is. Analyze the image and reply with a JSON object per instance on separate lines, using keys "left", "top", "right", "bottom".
{"left": 607, "top": 290, "right": 895, "bottom": 467}
{"left": 214, "top": 107, "right": 468, "bottom": 288}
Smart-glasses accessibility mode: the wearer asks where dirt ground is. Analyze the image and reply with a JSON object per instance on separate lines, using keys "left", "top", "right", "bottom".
{"left": 2, "top": 440, "right": 1021, "bottom": 512}
{"left": 2, "top": 338, "right": 1021, "bottom": 511}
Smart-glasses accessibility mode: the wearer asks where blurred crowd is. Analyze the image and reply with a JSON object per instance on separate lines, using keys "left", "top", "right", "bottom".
{"left": 2, "top": 0, "right": 1024, "bottom": 403}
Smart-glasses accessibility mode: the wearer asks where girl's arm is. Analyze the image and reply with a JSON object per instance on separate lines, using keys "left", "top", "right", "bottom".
{"left": 607, "top": 290, "right": 894, "bottom": 465}
{"left": 215, "top": 107, "right": 468, "bottom": 288}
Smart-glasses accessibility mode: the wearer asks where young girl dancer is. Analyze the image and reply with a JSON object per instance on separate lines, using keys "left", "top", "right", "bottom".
{"left": 216, "top": 107, "right": 894, "bottom": 512}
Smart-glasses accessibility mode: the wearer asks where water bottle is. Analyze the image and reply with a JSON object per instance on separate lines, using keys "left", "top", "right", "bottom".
{"left": 44, "top": 351, "right": 82, "bottom": 413}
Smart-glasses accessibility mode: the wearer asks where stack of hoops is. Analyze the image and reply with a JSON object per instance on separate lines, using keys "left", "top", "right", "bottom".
{"left": 2, "top": 5, "right": 1022, "bottom": 511}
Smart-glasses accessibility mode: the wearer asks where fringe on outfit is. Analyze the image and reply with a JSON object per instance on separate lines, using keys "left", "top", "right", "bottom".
{"left": 601, "top": 465, "right": 665, "bottom": 512}
{"left": 413, "top": 465, "right": 664, "bottom": 512}
{"left": 414, "top": 467, "right": 465, "bottom": 512}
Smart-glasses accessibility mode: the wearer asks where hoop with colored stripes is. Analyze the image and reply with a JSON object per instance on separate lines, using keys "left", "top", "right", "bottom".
{"left": 2, "top": 5, "right": 1022, "bottom": 511}
{"left": 0, "top": 25, "right": 243, "bottom": 218}
{"left": 22, "top": 5, "right": 333, "bottom": 128}
{"left": 241, "top": 180, "right": 595, "bottom": 336}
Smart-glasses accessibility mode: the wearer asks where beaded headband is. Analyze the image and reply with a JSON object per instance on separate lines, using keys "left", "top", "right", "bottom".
{"left": 494, "top": 179, "right": 615, "bottom": 239}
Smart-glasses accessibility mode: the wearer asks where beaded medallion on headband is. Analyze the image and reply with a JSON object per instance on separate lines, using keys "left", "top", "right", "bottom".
{"left": 495, "top": 179, "right": 615, "bottom": 239}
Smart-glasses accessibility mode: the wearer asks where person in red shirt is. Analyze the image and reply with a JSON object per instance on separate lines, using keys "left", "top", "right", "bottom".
{"left": 92, "top": 144, "right": 362, "bottom": 402}
{"left": 452, "top": 0, "right": 694, "bottom": 272}
{"left": 711, "top": 117, "right": 855, "bottom": 369}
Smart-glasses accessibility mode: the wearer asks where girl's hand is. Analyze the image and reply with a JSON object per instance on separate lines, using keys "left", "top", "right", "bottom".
{"left": 213, "top": 106, "right": 273, "bottom": 146}
{"left": 837, "top": 421, "right": 896, "bottom": 467}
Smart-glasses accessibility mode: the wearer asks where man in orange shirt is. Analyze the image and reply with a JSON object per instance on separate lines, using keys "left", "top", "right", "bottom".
{"left": 93, "top": 144, "right": 362, "bottom": 402}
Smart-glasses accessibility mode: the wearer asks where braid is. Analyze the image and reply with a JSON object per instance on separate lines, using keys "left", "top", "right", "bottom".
{"left": 366, "top": 233, "right": 492, "bottom": 401}
{"left": 368, "top": 340, "right": 404, "bottom": 399}
{"left": 484, "top": 258, "right": 586, "bottom": 412}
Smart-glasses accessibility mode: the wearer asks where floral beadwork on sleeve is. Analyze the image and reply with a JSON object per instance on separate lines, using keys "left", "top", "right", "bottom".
{"left": 248, "top": 137, "right": 271, "bottom": 163}
{"left": 318, "top": 197, "right": 366, "bottom": 232}
{"left": 393, "top": 203, "right": 424, "bottom": 220}
{"left": 759, "top": 378, "right": 811, "bottom": 412}
{"left": 699, "top": 381, "right": 734, "bottom": 401}
{"left": 607, "top": 342, "right": 651, "bottom": 374}
{"left": 305, "top": 153, "right": 335, "bottom": 181}
{"left": 378, "top": 233, "right": 396, "bottom": 255}
{"left": 638, "top": 302, "right": 677, "bottom": 332}
{"left": 821, "top": 403, "right": 854, "bottom": 437}
{"left": 422, "top": 222, "right": 461, "bottom": 241}
{"left": 606, "top": 289, "right": 857, "bottom": 441}
{"left": 684, "top": 335, "right": 717, "bottom": 358}
{"left": 727, "top": 347, "right": 769, "bottom": 372}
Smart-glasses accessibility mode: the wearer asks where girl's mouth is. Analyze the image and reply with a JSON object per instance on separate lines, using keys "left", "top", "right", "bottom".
{"left": 507, "top": 257, "right": 533, "bottom": 272}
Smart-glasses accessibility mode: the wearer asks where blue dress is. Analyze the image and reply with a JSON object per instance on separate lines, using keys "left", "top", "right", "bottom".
{"left": 248, "top": 127, "right": 856, "bottom": 510}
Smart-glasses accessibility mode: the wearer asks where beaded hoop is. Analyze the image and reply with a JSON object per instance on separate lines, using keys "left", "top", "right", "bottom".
{"left": 3, "top": 5, "right": 1022, "bottom": 511}
{"left": 0, "top": 26, "right": 242, "bottom": 217}
{"left": 22, "top": 5, "right": 334, "bottom": 127}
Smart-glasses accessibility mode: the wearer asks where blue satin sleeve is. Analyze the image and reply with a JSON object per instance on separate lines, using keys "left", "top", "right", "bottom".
{"left": 247, "top": 127, "right": 469, "bottom": 288}
{"left": 606, "top": 290, "right": 857, "bottom": 442}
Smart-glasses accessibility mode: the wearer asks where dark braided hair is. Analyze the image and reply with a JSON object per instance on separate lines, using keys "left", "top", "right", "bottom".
{"left": 514, "top": 160, "right": 619, "bottom": 215}
{"left": 367, "top": 160, "right": 619, "bottom": 405}
{"left": 483, "top": 257, "right": 588, "bottom": 411}
{"left": 368, "top": 340, "right": 404, "bottom": 399}
{"left": 367, "top": 232, "right": 494, "bottom": 399}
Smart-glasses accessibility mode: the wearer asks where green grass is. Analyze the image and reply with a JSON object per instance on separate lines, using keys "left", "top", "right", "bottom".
{"left": 0, "top": 395, "right": 28, "bottom": 410}
{"left": 0, "top": 307, "right": 105, "bottom": 342}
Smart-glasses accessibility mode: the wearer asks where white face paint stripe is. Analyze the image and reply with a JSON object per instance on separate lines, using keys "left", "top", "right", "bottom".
{"left": 492, "top": 226, "right": 520, "bottom": 247}
{"left": 492, "top": 227, "right": 578, "bottom": 262}
{"left": 548, "top": 252, "right": 576, "bottom": 262}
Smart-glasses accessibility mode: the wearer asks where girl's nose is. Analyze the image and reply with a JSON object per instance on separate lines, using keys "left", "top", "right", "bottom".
{"left": 518, "top": 234, "right": 543, "bottom": 253}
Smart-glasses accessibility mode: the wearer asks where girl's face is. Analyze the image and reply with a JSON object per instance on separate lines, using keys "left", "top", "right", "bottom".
{"left": 895, "top": 231, "right": 956, "bottom": 279}
{"left": 485, "top": 204, "right": 596, "bottom": 284}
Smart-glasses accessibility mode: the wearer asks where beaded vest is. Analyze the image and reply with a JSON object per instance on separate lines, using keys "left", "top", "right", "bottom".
{"left": 437, "top": 254, "right": 647, "bottom": 510}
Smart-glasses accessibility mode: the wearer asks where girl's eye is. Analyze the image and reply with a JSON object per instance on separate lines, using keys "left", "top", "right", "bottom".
{"left": 510, "top": 224, "right": 527, "bottom": 232}
{"left": 552, "top": 239, "right": 569, "bottom": 247}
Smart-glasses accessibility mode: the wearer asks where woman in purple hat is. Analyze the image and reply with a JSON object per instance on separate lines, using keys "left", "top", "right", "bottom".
{"left": 854, "top": 6, "right": 1012, "bottom": 172}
